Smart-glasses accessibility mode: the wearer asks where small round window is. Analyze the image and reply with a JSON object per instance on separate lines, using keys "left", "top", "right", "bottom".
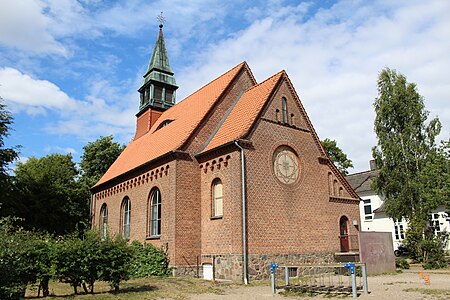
{"left": 273, "top": 146, "right": 299, "bottom": 184}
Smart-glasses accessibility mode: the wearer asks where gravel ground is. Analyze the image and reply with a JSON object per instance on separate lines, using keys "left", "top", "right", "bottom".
{"left": 190, "top": 269, "right": 450, "bottom": 300}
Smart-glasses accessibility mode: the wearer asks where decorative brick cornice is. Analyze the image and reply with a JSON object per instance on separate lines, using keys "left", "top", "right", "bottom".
{"left": 199, "top": 154, "right": 231, "bottom": 174}
{"left": 329, "top": 196, "right": 360, "bottom": 204}
{"left": 91, "top": 150, "right": 189, "bottom": 193}
{"left": 94, "top": 164, "right": 171, "bottom": 200}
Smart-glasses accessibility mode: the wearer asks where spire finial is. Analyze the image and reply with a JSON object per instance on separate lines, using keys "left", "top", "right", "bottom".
{"left": 157, "top": 11, "right": 165, "bottom": 29}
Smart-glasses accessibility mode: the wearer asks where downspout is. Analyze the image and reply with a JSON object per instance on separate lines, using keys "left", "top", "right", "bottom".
{"left": 234, "top": 140, "right": 248, "bottom": 284}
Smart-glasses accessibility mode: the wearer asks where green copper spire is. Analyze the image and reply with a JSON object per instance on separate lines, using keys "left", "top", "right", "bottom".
{"left": 145, "top": 25, "right": 174, "bottom": 77}
{"left": 138, "top": 18, "right": 178, "bottom": 115}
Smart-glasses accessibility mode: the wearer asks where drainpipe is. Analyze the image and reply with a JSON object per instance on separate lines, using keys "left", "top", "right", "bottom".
{"left": 234, "top": 140, "right": 248, "bottom": 285}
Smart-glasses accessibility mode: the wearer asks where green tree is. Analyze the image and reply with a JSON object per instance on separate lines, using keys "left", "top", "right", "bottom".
{"left": 14, "top": 154, "right": 88, "bottom": 235}
{"left": 0, "top": 100, "right": 19, "bottom": 218}
{"left": 321, "top": 138, "right": 353, "bottom": 175}
{"left": 80, "top": 135, "right": 125, "bottom": 187}
{"left": 372, "top": 68, "right": 448, "bottom": 265}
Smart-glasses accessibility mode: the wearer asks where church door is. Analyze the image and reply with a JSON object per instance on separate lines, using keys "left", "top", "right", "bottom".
{"left": 339, "top": 216, "right": 349, "bottom": 252}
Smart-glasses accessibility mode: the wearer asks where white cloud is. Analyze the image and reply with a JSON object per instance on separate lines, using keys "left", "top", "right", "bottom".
{"left": 0, "top": 0, "right": 68, "bottom": 55}
{"left": 44, "top": 145, "right": 77, "bottom": 154}
{"left": 0, "top": 67, "right": 77, "bottom": 112}
{"left": 175, "top": 0, "right": 450, "bottom": 172}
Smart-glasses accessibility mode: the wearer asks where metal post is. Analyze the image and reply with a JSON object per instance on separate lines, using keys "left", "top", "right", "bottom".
{"left": 344, "top": 263, "right": 357, "bottom": 299}
{"left": 351, "top": 270, "right": 357, "bottom": 298}
{"left": 285, "top": 267, "right": 289, "bottom": 286}
{"left": 361, "top": 263, "right": 369, "bottom": 294}
{"left": 270, "top": 263, "right": 278, "bottom": 294}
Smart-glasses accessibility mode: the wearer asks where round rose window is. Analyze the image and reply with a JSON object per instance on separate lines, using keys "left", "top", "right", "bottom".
{"left": 273, "top": 147, "right": 299, "bottom": 184}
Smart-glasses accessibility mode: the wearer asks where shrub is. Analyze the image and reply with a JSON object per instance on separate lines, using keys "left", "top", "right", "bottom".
{"left": 129, "top": 240, "right": 171, "bottom": 278}
{"left": 100, "top": 235, "right": 132, "bottom": 292}
{"left": 395, "top": 258, "right": 410, "bottom": 269}
{"left": 0, "top": 218, "right": 54, "bottom": 299}
{"left": 53, "top": 234, "right": 85, "bottom": 294}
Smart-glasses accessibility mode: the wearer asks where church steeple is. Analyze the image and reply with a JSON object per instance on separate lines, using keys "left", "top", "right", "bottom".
{"left": 137, "top": 17, "right": 178, "bottom": 115}
{"left": 134, "top": 17, "right": 178, "bottom": 140}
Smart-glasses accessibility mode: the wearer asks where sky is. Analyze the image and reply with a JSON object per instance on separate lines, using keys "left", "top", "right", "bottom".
{"left": 0, "top": 0, "right": 449, "bottom": 173}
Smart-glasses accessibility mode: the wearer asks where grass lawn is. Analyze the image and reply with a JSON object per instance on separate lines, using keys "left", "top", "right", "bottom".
{"left": 25, "top": 277, "right": 229, "bottom": 300}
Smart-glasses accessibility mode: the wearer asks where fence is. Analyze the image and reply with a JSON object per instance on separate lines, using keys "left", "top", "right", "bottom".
{"left": 270, "top": 263, "right": 369, "bottom": 298}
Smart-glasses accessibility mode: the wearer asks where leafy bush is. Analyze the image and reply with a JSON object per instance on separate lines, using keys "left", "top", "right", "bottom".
{"left": 0, "top": 218, "right": 55, "bottom": 299}
{"left": 421, "top": 235, "right": 448, "bottom": 269}
{"left": 129, "top": 240, "right": 171, "bottom": 277}
{"left": 100, "top": 235, "right": 132, "bottom": 292}
{"left": 53, "top": 234, "right": 85, "bottom": 294}
{"left": 395, "top": 258, "right": 410, "bottom": 269}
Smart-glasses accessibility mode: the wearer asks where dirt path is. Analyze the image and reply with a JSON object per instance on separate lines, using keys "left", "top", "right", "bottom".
{"left": 190, "top": 270, "right": 450, "bottom": 300}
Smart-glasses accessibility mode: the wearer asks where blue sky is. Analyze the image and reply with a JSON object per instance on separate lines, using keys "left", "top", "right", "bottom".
{"left": 0, "top": 0, "right": 449, "bottom": 173}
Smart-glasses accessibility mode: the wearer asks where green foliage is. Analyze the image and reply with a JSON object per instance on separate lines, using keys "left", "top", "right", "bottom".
{"left": 13, "top": 153, "right": 89, "bottom": 235}
{"left": 321, "top": 138, "right": 353, "bottom": 175}
{"left": 421, "top": 232, "right": 449, "bottom": 269}
{"left": 129, "top": 240, "right": 171, "bottom": 277}
{"left": 372, "top": 68, "right": 443, "bottom": 223}
{"left": 80, "top": 135, "right": 125, "bottom": 187}
{"left": 100, "top": 234, "right": 132, "bottom": 292}
{"left": 404, "top": 219, "right": 449, "bottom": 269}
{"left": 53, "top": 234, "right": 85, "bottom": 294}
{"left": 395, "top": 258, "right": 410, "bottom": 269}
{"left": 0, "top": 218, "right": 53, "bottom": 299}
{"left": 372, "top": 68, "right": 449, "bottom": 263}
{"left": 0, "top": 100, "right": 20, "bottom": 220}
{"left": 0, "top": 99, "right": 19, "bottom": 176}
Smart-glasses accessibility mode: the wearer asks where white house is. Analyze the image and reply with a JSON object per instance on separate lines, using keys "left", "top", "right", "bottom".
{"left": 346, "top": 161, "right": 450, "bottom": 252}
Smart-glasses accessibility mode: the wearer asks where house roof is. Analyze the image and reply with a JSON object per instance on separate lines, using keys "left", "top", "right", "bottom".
{"left": 345, "top": 169, "right": 379, "bottom": 194}
{"left": 200, "top": 71, "right": 284, "bottom": 153}
{"left": 94, "top": 62, "right": 248, "bottom": 188}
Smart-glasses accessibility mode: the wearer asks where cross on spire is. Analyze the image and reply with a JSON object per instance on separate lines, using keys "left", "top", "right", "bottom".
{"left": 157, "top": 12, "right": 165, "bottom": 28}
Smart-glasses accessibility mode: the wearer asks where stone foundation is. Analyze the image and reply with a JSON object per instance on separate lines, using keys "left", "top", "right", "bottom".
{"left": 172, "top": 252, "right": 336, "bottom": 281}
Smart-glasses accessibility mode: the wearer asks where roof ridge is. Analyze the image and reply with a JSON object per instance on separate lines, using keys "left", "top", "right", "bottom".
{"left": 244, "top": 69, "right": 285, "bottom": 93}
{"left": 179, "top": 62, "right": 245, "bottom": 102}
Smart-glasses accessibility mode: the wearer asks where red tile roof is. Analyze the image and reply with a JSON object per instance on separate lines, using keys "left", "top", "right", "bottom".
{"left": 201, "top": 71, "right": 284, "bottom": 153}
{"left": 94, "top": 62, "right": 247, "bottom": 187}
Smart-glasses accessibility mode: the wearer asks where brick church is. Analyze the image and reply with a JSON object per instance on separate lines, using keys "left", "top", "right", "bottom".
{"left": 91, "top": 24, "right": 361, "bottom": 282}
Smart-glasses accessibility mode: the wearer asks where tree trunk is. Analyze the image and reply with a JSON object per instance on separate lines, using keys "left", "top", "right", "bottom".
{"left": 41, "top": 277, "right": 50, "bottom": 297}
{"left": 82, "top": 282, "right": 89, "bottom": 294}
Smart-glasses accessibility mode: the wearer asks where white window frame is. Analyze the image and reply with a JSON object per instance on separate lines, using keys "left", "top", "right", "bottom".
{"left": 122, "top": 197, "right": 131, "bottom": 239}
{"left": 212, "top": 179, "right": 223, "bottom": 218}
{"left": 100, "top": 204, "right": 108, "bottom": 240}
{"left": 150, "top": 189, "right": 161, "bottom": 236}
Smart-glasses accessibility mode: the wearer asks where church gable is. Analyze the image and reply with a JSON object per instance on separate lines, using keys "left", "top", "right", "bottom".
{"left": 259, "top": 79, "right": 308, "bottom": 131}
{"left": 248, "top": 74, "right": 359, "bottom": 200}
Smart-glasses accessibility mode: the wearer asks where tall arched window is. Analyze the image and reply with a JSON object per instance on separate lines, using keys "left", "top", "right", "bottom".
{"left": 282, "top": 97, "right": 288, "bottom": 124}
{"left": 100, "top": 204, "right": 108, "bottom": 240}
{"left": 150, "top": 188, "right": 161, "bottom": 236}
{"left": 212, "top": 179, "right": 223, "bottom": 217}
{"left": 121, "top": 197, "right": 131, "bottom": 239}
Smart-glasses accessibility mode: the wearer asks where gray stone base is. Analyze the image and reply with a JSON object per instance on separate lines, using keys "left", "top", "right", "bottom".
{"left": 172, "top": 252, "right": 336, "bottom": 281}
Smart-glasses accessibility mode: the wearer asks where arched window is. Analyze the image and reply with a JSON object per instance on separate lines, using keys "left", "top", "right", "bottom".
{"left": 150, "top": 188, "right": 161, "bottom": 236}
{"left": 121, "top": 197, "right": 131, "bottom": 239}
{"left": 282, "top": 97, "right": 288, "bottom": 124}
{"left": 333, "top": 180, "right": 338, "bottom": 196}
{"left": 328, "top": 172, "right": 333, "bottom": 195}
{"left": 100, "top": 204, "right": 108, "bottom": 240}
{"left": 212, "top": 179, "right": 223, "bottom": 217}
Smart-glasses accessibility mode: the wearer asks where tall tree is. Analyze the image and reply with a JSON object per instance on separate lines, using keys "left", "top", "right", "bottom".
{"left": 0, "top": 100, "right": 19, "bottom": 218}
{"left": 372, "top": 68, "right": 443, "bottom": 225}
{"left": 14, "top": 154, "right": 88, "bottom": 235}
{"left": 80, "top": 135, "right": 125, "bottom": 187}
{"left": 321, "top": 138, "right": 353, "bottom": 175}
